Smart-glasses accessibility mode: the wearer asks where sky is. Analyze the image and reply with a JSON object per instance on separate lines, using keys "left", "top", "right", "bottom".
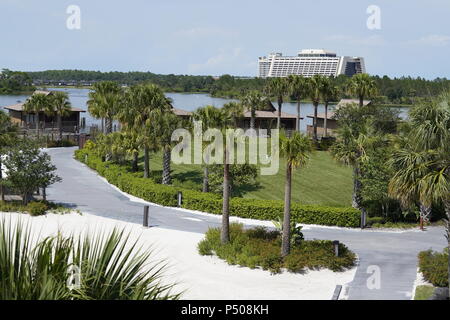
{"left": 0, "top": 0, "right": 449, "bottom": 79}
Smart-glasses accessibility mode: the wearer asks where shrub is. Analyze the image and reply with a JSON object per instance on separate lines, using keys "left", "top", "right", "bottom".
{"left": 418, "top": 249, "right": 448, "bottom": 287}
{"left": 26, "top": 201, "right": 49, "bottom": 216}
{"left": 197, "top": 223, "right": 356, "bottom": 274}
{"left": 47, "top": 139, "right": 77, "bottom": 148}
{"left": 74, "top": 150, "right": 361, "bottom": 227}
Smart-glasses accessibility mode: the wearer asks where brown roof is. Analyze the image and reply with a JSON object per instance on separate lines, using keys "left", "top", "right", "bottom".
{"left": 243, "top": 109, "right": 299, "bottom": 119}
{"left": 4, "top": 103, "right": 85, "bottom": 113}
{"left": 172, "top": 108, "right": 192, "bottom": 116}
{"left": 306, "top": 111, "right": 336, "bottom": 120}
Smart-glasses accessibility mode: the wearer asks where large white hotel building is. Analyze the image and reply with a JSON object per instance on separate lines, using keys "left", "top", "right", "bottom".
{"left": 258, "top": 49, "right": 365, "bottom": 78}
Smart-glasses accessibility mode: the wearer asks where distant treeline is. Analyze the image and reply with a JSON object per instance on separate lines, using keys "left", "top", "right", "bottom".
{"left": 24, "top": 69, "right": 450, "bottom": 104}
{"left": 0, "top": 69, "right": 35, "bottom": 94}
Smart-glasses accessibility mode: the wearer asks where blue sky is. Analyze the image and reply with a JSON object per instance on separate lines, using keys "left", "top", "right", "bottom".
{"left": 1, "top": 0, "right": 449, "bottom": 79}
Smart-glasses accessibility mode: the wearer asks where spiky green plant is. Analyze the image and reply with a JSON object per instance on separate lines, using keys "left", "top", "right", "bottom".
{"left": 0, "top": 219, "right": 179, "bottom": 300}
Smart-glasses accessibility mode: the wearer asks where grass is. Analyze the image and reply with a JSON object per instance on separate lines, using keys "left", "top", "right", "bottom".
{"left": 198, "top": 223, "right": 356, "bottom": 274}
{"left": 0, "top": 200, "right": 77, "bottom": 216}
{"left": 414, "top": 285, "right": 435, "bottom": 300}
{"left": 142, "top": 150, "right": 352, "bottom": 207}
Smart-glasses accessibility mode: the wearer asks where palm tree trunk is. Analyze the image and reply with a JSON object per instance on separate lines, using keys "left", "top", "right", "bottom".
{"left": 277, "top": 98, "right": 282, "bottom": 129}
{"left": 352, "top": 166, "right": 362, "bottom": 209}
{"left": 0, "top": 157, "right": 4, "bottom": 202}
{"left": 101, "top": 118, "right": 105, "bottom": 134}
{"left": 250, "top": 109, "right": 256, "bottom": 130}
{"left": 313, "top": 102, "right": 318, "bottom": 141}
{"left": 58, "top": 114, "right": 63, "bottom": 141}
{"left": 296, "top": 99, "right": 301, "bottom": 132}
{"left": 324, "top": 102, "right": 328, "bottom": 137}
{"left": 143, "top": 146, "right": 150, "bottom": 179}
{"left": 221, "top": 149, "right": 230, "bottom": 244}
{"left": 281, "top": 162, "right": 292, "bottom": 257}
{"left": 131, "top": 151, "right": 138, "bottom": 172}
{"left": 444, "top": 200, "right": 450, "bottom": 300}
{"left": 162, "top": 146, "right": 171, "bottom": 185}
{"left": 359, "top": 96, "right": 364, "bottom": 107}
{"left": 36, "top": 112, "right": 40, "bottom": 138}
{"left": 202, "top": 165, "right": 209, "bottom": 192}
{"left": 106, "top": 117, "right": 113, "bottom": 134}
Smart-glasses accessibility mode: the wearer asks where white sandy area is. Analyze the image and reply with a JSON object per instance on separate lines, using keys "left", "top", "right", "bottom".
{"left": 0, "top": 211, "right": 356, "bottom": 300}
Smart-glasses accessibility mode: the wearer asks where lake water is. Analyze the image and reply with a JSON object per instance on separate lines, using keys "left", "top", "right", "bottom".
{"left": 0, "top": 87, "right": 408, "bottom": 132}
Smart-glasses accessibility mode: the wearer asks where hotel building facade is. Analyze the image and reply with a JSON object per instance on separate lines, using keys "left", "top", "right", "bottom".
{"left": 258, "top": 49, "right": 365, "bottom": 78}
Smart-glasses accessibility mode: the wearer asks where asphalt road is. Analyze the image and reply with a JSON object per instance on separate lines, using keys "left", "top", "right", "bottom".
{"left": 46, "top": 147, "right": 447, "bottom": 300}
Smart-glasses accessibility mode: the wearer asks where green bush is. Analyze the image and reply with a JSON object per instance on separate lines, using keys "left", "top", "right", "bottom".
{"left": 26, "top": 201, "right": 48, "bottom": 216}
{"left": 75, "top": 149, "right": 361, "bottom": 227}
{"left": 418, "top": 249, "right": 448, "bottom": 287}
{"left": 197, "top": 223, "right": 356, "bottom": 274}
{"left": 47, "top": 139, "right": 78, "bottom": 148}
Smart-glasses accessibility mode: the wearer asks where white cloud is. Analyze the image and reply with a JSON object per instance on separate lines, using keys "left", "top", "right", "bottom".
{"left": 325, "top": 34, "right": 386, "bottom": 46}
{"left": 173, "top": 27, "right": 237, "bottom": 39}
{"left": 405, "top": 34, "right": 450, "bottom": 47}
{"left": 187, "top": 48, "right": 253, "bottom": 75}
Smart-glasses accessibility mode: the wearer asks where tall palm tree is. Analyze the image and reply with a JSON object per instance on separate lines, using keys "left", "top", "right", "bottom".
{"left": 287, "top": 75, "right": 308, "bottom": 132}
{"left": 150, "top": 109, "right": 185, "bottom": 185}
{"left": 23, "top": 93, "right": 49, "bottom": 137}
{"left": 348, "top": 73, "right": 378, "bottom": 107}
{"left": 118, "top": 84, "right": 171, "bottom": 179}
{"left": 49, "top": 91, "right": 71, "bottom": 141}
{"left": 320, "top": 78, "right": 340, "bottom": 137}
{"left": 241, "top": 90, "right": 267, "bottom": 130}
{"left": 223, "top": 102, "right": 244, "bottom": 128}
{"left": 88, "top": 81, "right": 122, "bottom": 134}
{"left": 0, "top": 110, "right": 17, "bottom": 201}
{"left": 193, "top": 105, "right": 225, "bottom": 192}
{"left": 266, "top": 78, "right": 288, "bottom": 129}
{"left": 308, "top": 75, "right": 325, "bottom": 141}
{"left": 279, "top": 131, "right": 313, "bottom": 256}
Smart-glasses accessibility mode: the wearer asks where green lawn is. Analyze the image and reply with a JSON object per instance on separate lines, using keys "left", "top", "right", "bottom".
{"left": 144, "top": 150, "right": 353, "bottom": 207}
{"left": 414, "top": 285, "right": 435, "bottom": 300}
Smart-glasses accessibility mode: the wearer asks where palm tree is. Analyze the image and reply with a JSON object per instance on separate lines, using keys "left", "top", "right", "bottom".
{"left": 223, "top": 102, "right": 244, "bottom": 128}
{"left": 0, "top": 111, "right": 17, "bottom": 201}
{"left": 150, "top": 109, "right": 185, "bottom": 185}
{"left": 279, "top": 131, "right": 313, "bottom": 256}
{"left": 118, "top": 84, "right": 171, "bottom": 178}
{"left": 348, "top": 73, "right": 378, "bottom": 107}
{"left": 308, "top": 75, "right": 325, "bottom": 141}
{"left": 241, "top": 90, "right": 267, "bottom": 131}
{"left": 193, "top": 105, "right": 225, "bottom": 192}
{"left": 48, "top": 91, "right": 71, "bottom": 141}
{"left": 320, "top": 78, "right": 340, "bottom": 137}
{"left": 287, "top": 75, "right": 308, "bottom": 132}
{"left": 88, "top": 81, "right": 122, "bottom": 134}
{"left": 266, "top": 78, "right": 288, "bottom": 129}
{"left": 23, "top": 93, "right": 49, "bottom": 137}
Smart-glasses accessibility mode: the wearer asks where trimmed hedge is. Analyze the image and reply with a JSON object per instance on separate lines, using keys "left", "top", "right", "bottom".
{"left": 75, "top": 149, "right": 361, "bottom": 227}
{"left": 418, "top": 249, "right": 449, "bottom": 287}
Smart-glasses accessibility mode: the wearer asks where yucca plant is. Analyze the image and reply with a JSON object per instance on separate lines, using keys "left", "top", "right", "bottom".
{"left": 0, "top": 219, "right": 179, "bottom": 300}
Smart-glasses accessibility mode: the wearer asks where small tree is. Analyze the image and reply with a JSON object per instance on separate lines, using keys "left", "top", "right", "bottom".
{"left": 3, "top": 141, "right": 61, "bottom": 204}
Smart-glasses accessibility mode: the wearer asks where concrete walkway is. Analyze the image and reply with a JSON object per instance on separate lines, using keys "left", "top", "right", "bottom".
{"left": 46, "top": 147, "right": 447, "bottom": 300}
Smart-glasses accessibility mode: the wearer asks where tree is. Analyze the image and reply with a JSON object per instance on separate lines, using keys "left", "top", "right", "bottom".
{"left": 279, "top": 131, "right": 313, "bottom": 256}
{"left": 348, "top": 73, "right": 378, "bottom": 107}
{"left": 23, "top": 93, "right": 50, "bottom": 137}
{"left": 308, "top": 75, "right": 325, "bottom": 140}
{"left": 222, "top": 102, "right": 244, "bottom": 128}
{"left": 287, "top": 75, "right": 308, "bottom": 131}
{"left": 320, "top": 78, "right": 340, "bottom": 137}
{"left": 48, "top": 91, "right": 71, "bottom": 141}
{"left": 87, "top": 81, "right": 122, "bottom": 134}
{"left": 0, "top": 111, "right": 17, "bottom": 201}
{"left": 266, "top": 78, "right": 288, "bottom": 129}
{"left": 241, "top": 90, "right": 267, "bottom": 130}
{"left": 331, "top": 103, "right": 388, "bottom": 227}
{"left": 118, "top": 84, "right": 171, "bottom": 178}
{"left": 193, "top": 105, "right": 226, "bottom": 192}
{"left": 3, "top": 140, "right": 61, "bottom": 204}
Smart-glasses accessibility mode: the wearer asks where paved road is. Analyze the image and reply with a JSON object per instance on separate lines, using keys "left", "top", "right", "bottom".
{"left": 46, "top": 147, "right": 447, "bottom": 300}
